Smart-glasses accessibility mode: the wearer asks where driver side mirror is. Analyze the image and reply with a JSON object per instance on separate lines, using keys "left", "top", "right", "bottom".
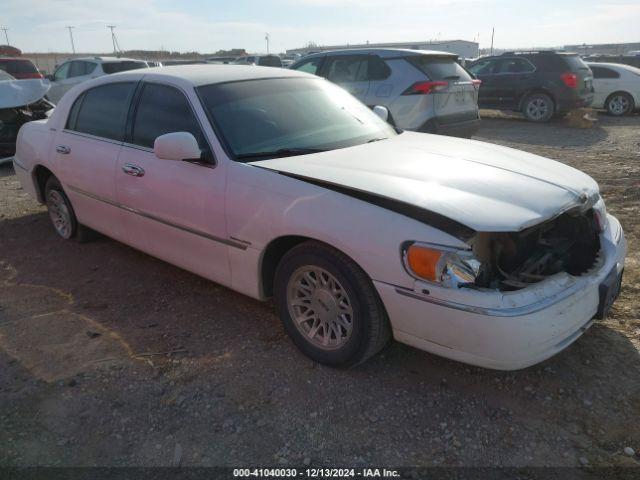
{"left": 153, "top": 132, "right": 202, "bottom": 161}
{"left": 373, "top": 105, "right": 390, "bottom": 123}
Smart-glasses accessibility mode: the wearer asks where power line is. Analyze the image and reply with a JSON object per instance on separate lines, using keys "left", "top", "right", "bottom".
{"left": 66, "top": 26, "right": 76, "bottom": 54}
{"left": 1, "top": 27, "right": 9, "bottom": 45}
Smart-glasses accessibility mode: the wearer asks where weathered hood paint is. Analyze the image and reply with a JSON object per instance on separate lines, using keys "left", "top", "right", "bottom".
{"left": 252, "top": 132, "right": 599, "bottom": 232}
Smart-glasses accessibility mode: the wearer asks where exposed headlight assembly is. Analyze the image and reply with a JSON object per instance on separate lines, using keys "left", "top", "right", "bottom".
{"left": 402, "top": 242, "right": 482, "bottom": 288}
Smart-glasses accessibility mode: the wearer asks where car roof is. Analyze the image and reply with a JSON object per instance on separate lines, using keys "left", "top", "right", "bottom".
{"left": 69, "top": 56, "right": 146, "bottom": 63}
{"left": 109, "top": 64, "right": 316, "bottom": 86}
{"left": 586, "top": 62, "right": 640, "bottom": 72}
{"left": 299, "top": 48, "right": 457, "bottom": 59}
{"left": 0, "top": 57, "right": 34, "bottom": 62}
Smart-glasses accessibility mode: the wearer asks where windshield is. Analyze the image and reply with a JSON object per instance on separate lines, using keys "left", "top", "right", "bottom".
{"left": 197, "top": 77, "right": 397, "bottom": 160}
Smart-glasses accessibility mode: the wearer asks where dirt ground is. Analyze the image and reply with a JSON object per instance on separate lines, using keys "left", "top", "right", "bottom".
{"left": 0, "top": 112, "right": 639, "bottom": 470}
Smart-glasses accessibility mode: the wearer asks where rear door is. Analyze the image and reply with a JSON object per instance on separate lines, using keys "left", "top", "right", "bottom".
{"left": 589, "top": 65, "right": 621, "bottom": 107}
{"left": 320, "top": 54, "right": 371, "bottom": 102}
{"left": 408, "top": 55, "right": 479, "bottom": 120}
{"left": 53, "top": 81, "right": 137, "bottom": 241}
{"left": 491, "top": 57, "right": 537, "bottom": 108}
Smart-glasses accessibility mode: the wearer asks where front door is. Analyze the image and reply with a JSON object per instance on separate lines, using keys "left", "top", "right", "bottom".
{"left": 115, "top": 82, "right": 231, "bottom": 285}
{"left": 468, "top": 59, "right": 500, "bottom": 107}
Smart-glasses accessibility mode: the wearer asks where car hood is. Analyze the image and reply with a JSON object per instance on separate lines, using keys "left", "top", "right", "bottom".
{"left": 251, "top": 132, "right": 599, "bottom": 233}
{"left": 0, "top": 79, "right": 50, "bottom": 109}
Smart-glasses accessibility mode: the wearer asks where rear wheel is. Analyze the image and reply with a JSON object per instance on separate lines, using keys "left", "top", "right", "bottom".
{"left": 273, "top": 241, "right": 391, "bottom": 367}
{"left": 606, "top": 92, "right": 634, "bottom": 116}
{"left": 45, "top": 177, "right": 77, "bottom": 240}
{"left": 522, "top": 93, "right": 554, "bottom": 122}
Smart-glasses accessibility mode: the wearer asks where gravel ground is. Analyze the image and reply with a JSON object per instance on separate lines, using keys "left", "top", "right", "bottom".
{"left": 0, "top": 112, "right": 639, "bottom": 469}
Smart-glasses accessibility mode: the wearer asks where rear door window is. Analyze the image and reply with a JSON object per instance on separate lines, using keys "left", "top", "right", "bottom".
{"left": 368, "top": 55, "right": 391, "bottom": 81}
{"left": 590, "top": 66, "right": 620, "bottom": 79}
{"left": 102, "top": 61, "right": 147, "bottom": 74}
{"left": 131, "top": 83, "right": 206, "bottom": 150}
{"left": 410, "top": 56, "right": 473, "bottom": 81}
{"left": 69, "top": 82, "right": 136, "bottom": 141}
{"left": 69, "top": 61, "right": 96, "bottom": 78}
{"left": 324, "top": 55, "right": 369, "bottom": 83}
{"left": 495, "top": 58, "right": 535, "bottom": 74}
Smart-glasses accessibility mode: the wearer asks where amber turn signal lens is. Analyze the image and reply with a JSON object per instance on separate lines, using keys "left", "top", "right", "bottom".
{"left": 406, "top": 245, "right": 442, "bottom": 281}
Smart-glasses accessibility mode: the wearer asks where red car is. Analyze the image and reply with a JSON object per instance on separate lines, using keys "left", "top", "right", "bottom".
{"left": 0, "top": 58, "right": 43, "bottom": 79}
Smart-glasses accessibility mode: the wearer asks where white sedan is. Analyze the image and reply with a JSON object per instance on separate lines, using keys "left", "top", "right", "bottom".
{"left": 588, "top": 62, "right": 640, "bottom": 116}
{"left": 13, "top": 66, "right": 626, "bottom": 370}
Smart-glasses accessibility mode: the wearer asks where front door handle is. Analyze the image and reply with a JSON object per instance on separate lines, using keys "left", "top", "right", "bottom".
{"left": 122, "top": 164, "right": 145, "bottom": 177}
{"left": 56, "top": 145, "right": 71, "bottom": 154}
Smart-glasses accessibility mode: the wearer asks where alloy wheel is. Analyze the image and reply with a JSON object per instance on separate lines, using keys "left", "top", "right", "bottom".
{"left": 286, "top": 266, "right": 354, "bottom": 350}
{"left": 47, "top": 190, "right": 73, "bottom": 239}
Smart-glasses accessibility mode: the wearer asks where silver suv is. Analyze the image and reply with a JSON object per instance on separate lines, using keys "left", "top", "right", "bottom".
{"left": 290, "top": 49, "right": 480, "bottom": 137}
{"left": 46, "top": 57, "right": 149, "bottom": 104}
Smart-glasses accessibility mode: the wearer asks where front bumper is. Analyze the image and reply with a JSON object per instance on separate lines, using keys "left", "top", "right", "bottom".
{"left": 375, "top": 214, "right": 626, "bottom": 370}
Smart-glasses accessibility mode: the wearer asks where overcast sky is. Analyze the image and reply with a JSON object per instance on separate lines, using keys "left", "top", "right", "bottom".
{"left": 3, "top": 0, "right": 639, "bottom": 53}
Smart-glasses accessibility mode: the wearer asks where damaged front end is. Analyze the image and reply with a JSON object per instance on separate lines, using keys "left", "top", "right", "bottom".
{"left": 404, "top": 199, "right": 604, "bottom": 293}
{"left": 470, "top": 202, "right": 603, "bottom": 291}
{"left": 0, "top": 77, "right": 54, "bottom": 159}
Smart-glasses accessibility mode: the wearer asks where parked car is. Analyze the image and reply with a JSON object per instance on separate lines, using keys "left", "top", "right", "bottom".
{"left": 587, "top": 62, "right": 640, "bottom": 116}
{"left": 233, "top": 55, "right": 283, "bottom": 67}
{"left": 0, "top": 57, "right": 43, "bottom": 79}
{"left": 46, "top": 57, "right": 148, "bottom": 104}
{"left": 290, "top": 49, "right": 481, "bottom": 138}
{"left": 1, "top": 75, "right": 53, "bottom": 161}
{"left": 13, "top": 66, "right": 626, "bottom": 370}
{"left": 467, "top": 51, "right": 594, "bottom": 122}
{"left": 206, "top": 56, "right": 238, "bottom": 64}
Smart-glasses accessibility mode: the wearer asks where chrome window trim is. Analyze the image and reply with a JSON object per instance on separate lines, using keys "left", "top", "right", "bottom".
{"left": 60, "top": 129, "right": 124, "bottom": 146}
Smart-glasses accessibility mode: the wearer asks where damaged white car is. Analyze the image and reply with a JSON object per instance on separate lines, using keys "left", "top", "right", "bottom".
{"left": 0, "top": 73, "right": 54, "bottom": 162}
{"left": 13, "top": 66, "right": 626, "bottom": 370}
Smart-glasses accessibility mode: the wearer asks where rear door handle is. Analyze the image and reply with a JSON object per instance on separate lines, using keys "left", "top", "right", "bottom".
{"left": 56, "top": 145, "right": 70, "bottom": 154}
{"left": 122, "top": 164, "right": 145, "bottom": 177}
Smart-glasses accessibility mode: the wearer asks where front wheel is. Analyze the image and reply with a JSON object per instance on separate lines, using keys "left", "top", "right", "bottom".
{"left": 522, "top": 93, "right": 554, "bottom": 122}
{"left": 273, "top": 241, "right": 391, "bottom": 367}
{"left": 606, "top": 92, "right": 634, "bottom": 116}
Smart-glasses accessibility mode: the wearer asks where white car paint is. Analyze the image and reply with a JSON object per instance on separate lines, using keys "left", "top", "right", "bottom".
{"left": 13, "top": 65, "right": 627, "bottom": 370}
{"left": 588, "top": 62, "right": 640, "bottom": 111}
{"left": 0, "top": 78, "right": 50, "bottom": 108}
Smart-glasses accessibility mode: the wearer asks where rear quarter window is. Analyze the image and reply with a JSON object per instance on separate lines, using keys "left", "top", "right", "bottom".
{"left": 406, "top": 56, "right": 472, "bottom": 81}
{"left": 102, "top": 61, "right": 147, "bottom": 74}
{"left": 562, "top": 55, "right": 590, "bottom": 72}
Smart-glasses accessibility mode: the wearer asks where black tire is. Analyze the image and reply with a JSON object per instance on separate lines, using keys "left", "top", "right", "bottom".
{"left": 44, "top": 176, "right": 97, "bottom": 242}
{"left": 522, "top": 93, "right": 555, "bottom": 122}
{"left": 605, "top": 92, "right": 634, "bottom": 116}
{"left": 273, "top": 241, "right": 391, "bottom": 367}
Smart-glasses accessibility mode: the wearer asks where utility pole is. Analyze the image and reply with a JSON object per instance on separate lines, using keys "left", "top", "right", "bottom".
{"left": 107, "top": 25, "right": 121, "bottom": 55}
{"left": 265, "top": 33, "right": 270, "bottom": 54}
{"left": 490, "top": 27, "right": 495, "bottom": 55}
{"left": 1, "top": 27, "right": 9, "bottom": 45}
{"left": 66, "top": 26, "right": 76, "bottom": 54}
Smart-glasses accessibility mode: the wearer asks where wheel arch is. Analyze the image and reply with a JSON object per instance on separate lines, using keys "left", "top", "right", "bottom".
{"left": 259, "top": 235, "right": 368, "bottom": 299}
{"left": 32, "top": 164, "right": 56, "bottom": 203}
{"left": 605, "top": 90, "right": 635, "bottom": 112}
